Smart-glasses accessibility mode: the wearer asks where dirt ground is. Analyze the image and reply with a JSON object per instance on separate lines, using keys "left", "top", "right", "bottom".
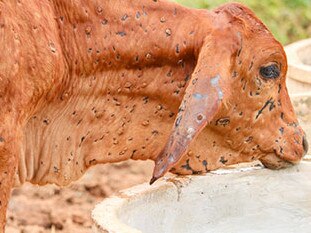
{"left": 6, "top": 160, "right": 154, "bottom": 233}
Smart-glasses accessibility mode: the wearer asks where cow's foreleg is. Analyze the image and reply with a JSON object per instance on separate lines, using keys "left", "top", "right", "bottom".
{"left": 0, "top": 132, "right": 19, "bottom": 233}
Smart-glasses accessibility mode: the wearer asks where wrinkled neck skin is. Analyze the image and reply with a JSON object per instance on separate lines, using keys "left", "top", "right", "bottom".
{"left": 7, "top": 0, "right": 255, "bottom": 186}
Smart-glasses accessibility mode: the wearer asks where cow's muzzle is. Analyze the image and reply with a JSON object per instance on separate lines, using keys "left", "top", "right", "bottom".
{"left": 260, "top": 153, "right": 294, "bottom": 170}
{"left": 260, "top": 135, "right": 308, "bottom": 169}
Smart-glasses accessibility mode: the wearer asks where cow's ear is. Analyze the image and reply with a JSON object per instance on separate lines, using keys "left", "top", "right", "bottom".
{"left": 150, "top": 35, "right": 237, "bottom": 184}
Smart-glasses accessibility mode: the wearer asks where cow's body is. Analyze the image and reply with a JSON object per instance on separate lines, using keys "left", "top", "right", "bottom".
{"left": 0, "top": 0, "right": 308, "bottom": 231}
{"left": 6, "top": 0, "right": 207, "bottom": 186}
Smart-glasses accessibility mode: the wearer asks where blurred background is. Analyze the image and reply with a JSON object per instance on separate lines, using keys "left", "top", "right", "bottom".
{"left": 175, "top": 0, "right": 311, "bottom": 45}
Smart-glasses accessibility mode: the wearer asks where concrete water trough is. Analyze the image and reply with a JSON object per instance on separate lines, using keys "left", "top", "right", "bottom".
{"left": 92, "top": 160, "right": 311, "bottom": 233}
{"left": 286, "top": 38, "right": 311, "bottom": 87}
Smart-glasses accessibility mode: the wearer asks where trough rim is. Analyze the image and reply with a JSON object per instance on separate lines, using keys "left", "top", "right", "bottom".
{"left": 285, "top": 38, "right": 311, "bottom": 84}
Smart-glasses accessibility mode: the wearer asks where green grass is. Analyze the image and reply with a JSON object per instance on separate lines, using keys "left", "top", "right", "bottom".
{"left": 174, "top": 0, "right": 311, "bottom": 45}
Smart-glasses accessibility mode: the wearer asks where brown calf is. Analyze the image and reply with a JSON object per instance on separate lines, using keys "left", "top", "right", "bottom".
{"left": 0, "top": 0, "right": 308, "bottom": 231}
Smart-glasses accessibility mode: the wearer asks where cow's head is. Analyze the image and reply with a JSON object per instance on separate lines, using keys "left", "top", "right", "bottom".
{"left": 150, "top": 3, "right": 308, "bottom": 184}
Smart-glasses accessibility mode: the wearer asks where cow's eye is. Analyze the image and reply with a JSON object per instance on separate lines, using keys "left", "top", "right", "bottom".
{"left": 260, "top": 64, "right": 280, "bottom": 79}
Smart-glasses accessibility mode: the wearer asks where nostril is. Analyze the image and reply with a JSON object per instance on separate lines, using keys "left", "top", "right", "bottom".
{"left": 302, "top": 136, "right": 309, "bottom": 155}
